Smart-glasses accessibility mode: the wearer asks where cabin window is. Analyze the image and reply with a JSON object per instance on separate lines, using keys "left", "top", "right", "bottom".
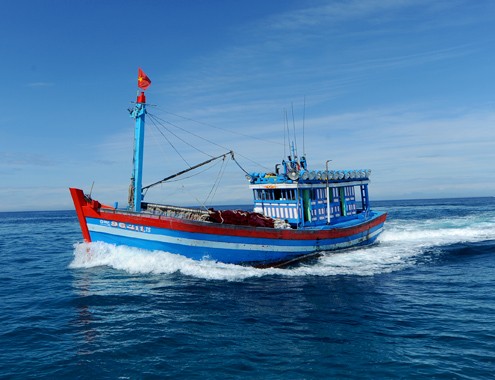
{"left": 282, "top": 189, "right": 296, "bottom": 200}
{"left": 338, "top": 188, "right": 346, "bottom": 216}
{"left": 255, "top": 189, "right": 272, "bottom": 200}
{"left": 268, "top": 190, "right": 274, "bottom": 200}
{"left": 302, "top": 189, "right": 311, "bottom": 222}
{"left": 254, "top": 188, "right": 297, "bottom": 201}
{"left": 345, "top": 186, "right": 355, "bottom": 199}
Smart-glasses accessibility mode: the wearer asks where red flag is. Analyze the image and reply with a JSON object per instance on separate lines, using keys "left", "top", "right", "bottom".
{"left": 137, "top": 68, "right": 151, "bottom": 90}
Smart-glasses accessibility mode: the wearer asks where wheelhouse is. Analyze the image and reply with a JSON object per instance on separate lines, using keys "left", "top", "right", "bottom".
{"left": 247, "top": 165, "right": 372, "bottom": 228}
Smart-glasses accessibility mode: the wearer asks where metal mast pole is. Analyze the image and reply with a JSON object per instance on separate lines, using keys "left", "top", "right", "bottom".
{"left": 131, "top": 92, "right": 146, "bottom": 212}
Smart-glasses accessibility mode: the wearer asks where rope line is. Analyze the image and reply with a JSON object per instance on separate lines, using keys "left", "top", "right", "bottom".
{"left": 204, "top": 156, "right": 228, "bottom": 205}
{"left": 148, "top": 114, "right": 190, "bottom": 167}
{"left": 148, "top": 111, "right": 271, "bottom": 171}
{"left": 149, "top": 111, "right": 225, "bottom": 153}
{"left": 148, "top": 113, "right": 212, "bottom": 159}
{"left": 142, "top": 158, "right": 223, "bottom": 198}
{"left": 230, "top": 153, "right": 250, "bottom": 175}
{"left": 154, "top": 106, "right": 284, "bottom": 146}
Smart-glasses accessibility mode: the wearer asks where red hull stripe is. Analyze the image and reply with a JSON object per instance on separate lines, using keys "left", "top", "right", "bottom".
{"left": 70, "top": 188, "right": 387, "bottom": 242}
{"left": 95, "top": 209, "right": 386, "bottom": 241}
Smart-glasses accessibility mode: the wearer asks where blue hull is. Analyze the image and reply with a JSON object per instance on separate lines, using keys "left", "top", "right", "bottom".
{"left": 85, "top": 212, "right": 386, "bottom": 266}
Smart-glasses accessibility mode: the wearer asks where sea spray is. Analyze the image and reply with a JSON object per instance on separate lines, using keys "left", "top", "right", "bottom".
{"left": 70, "top": 205, "right": 495, "bottom": 281}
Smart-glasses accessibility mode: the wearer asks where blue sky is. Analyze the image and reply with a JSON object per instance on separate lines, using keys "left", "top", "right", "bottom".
{"left": 1, "top": 0, "right": 494, "bottom": 211}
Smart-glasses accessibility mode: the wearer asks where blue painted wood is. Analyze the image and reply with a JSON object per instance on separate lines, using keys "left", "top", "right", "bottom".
{"left": 85, "top": 212, "right": 386, "bottom": 265}
{"left": 131, "top": 99, "right": 146, "bottom": 212}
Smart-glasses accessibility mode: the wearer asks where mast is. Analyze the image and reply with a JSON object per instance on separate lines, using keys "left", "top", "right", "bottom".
{"left": 130, "top": 92, "right": 146, "bottom": 212}
{"left": 129, "top": 68, "right": 151, "bottom": 212}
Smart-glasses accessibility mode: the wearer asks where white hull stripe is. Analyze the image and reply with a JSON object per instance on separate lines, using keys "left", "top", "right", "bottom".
{"left": 88, "top": 223, "right": 384, "bottom": 253}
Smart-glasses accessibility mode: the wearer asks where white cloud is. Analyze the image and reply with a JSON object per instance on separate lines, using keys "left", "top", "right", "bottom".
{"left": 3, "top": 0, "right": 494, "bottom": 211}
{"left": 26, "top": 82, "right": 54, "bottom": 88}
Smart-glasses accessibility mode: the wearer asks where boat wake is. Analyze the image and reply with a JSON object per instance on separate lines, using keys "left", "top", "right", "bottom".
{"left": 70, "top": 213, "right": 495, "bottom": 281}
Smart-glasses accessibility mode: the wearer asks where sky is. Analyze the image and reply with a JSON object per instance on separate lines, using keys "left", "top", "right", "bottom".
{"left": 1, "top": 0, "right": 494, "bottom": 211}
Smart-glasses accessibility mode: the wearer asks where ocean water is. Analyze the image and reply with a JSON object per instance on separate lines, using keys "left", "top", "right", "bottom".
{"left": 1, "top": 198, "right": 494, "bottom": 379}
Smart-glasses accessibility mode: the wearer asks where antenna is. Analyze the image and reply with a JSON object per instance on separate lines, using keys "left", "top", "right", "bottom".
{"left": 283, "top": 109, "right": 286, "bottom": 160}
{"left": 291, "top": 103, "right": 298, "bottom": 158}
{"left": 89, "top": 181, "right": 95, "bottom": 197}
{"left": 302, "top": 96, "right": 306, "bottom": 157}
{"left": 285, "top": 109, "right": 291, "bottom": 158}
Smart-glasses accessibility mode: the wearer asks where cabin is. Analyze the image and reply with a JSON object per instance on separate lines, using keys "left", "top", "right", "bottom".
{"left": 247, "top": 160, "right": 371, "bottom": 228}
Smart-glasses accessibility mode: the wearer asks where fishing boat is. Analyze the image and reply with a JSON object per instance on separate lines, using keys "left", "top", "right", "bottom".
{"left": 70, "top": 70, "right": 387, "bottom": 267}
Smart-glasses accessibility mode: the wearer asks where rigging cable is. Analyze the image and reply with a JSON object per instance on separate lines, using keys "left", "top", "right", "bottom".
{"left": 179, "top": 185, "right": 209, "bottom": 212}
{"left": 142, "top": 151, "right": 232, "bottom": 191}
{"left": 283, "top": 109, "right": 286, "bottom": 160}
{"left": 302, "top": 96, "right": 306, "bottom": 157}
{"left": 291, "top": 103, "right": 298, "bottom": 157}
{"left": 149, "top": 112, "right": 226, "bottom": 156}
{"left": 142, "top": 158, "right": 224, "bottom": 197}
{"left": 204, "top": 155, "right": 229, "bottom": 205}
{"left": 154, "top": 106, "right": 283, "bottom": 147}
{"left": 148, "top": 113, "right": 212, "bottom": 159}
{"left": 147, "top": 114, "right": 190, "bottom": 167}
{"left": 230, "top": 152, "right": 250, "bottom": 175}
{"left": 148, "top": 111, "right": 271, "bottom": 171}
{"left": 285, "top": 109, "right": 291, "bottom": 157}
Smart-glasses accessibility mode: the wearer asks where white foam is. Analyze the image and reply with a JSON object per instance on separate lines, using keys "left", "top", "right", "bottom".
{"left": 70, "top": 213, "right": 495, "bottom": 281}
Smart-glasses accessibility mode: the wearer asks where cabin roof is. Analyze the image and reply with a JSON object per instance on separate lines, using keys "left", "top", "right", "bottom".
{"left": 247, "top": 169, "right": 371, "bottom": 186}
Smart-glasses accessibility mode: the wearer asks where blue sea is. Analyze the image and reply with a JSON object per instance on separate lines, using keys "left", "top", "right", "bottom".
{"left": 1, "top": 198, "right": 494, "bottom": 379}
